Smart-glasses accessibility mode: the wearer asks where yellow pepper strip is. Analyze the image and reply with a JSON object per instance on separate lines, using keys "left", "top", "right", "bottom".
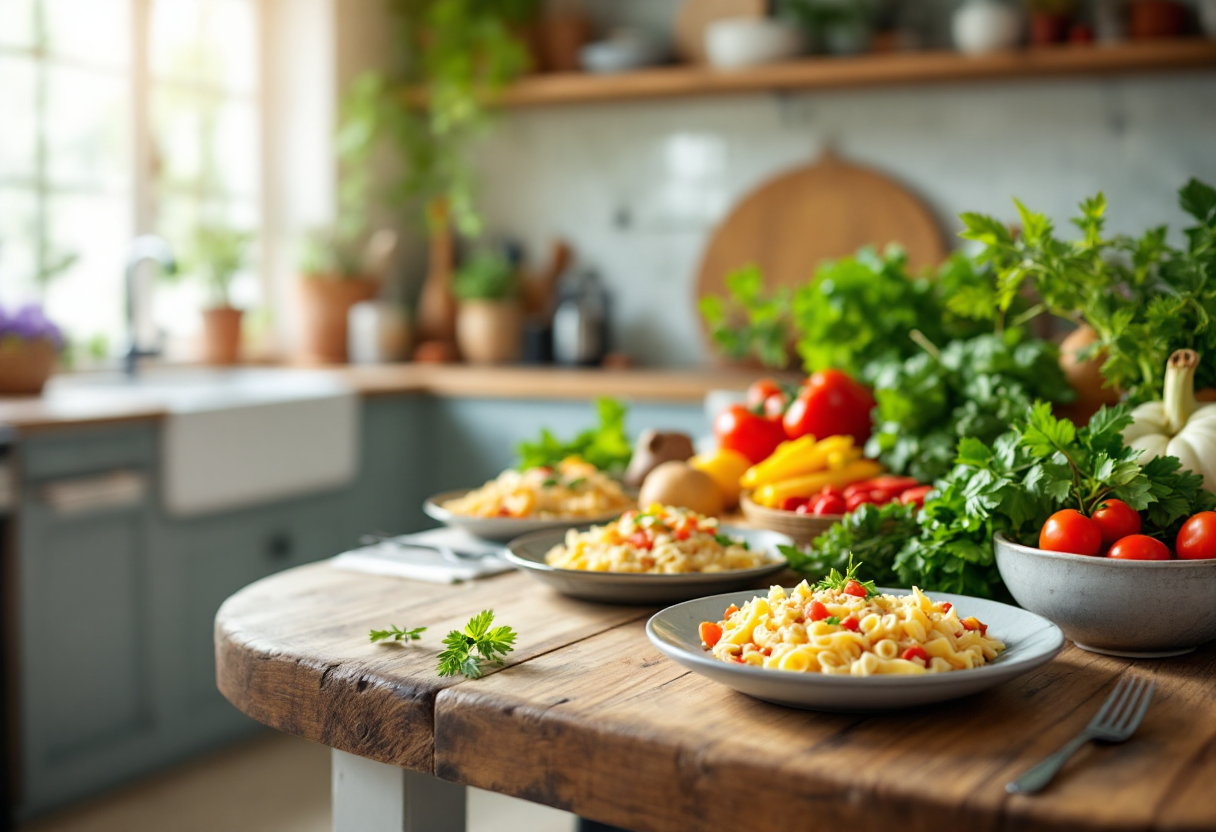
{"left": 740, "top": 435, "right": 856, "bottom": 490}
{"left": 752, "top": 459, "right": 884, "bottom": 508}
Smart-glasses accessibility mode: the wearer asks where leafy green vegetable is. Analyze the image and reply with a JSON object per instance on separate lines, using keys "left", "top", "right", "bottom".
{"left": 779, "top": 501, "right": 918, "bottom": 586}
{"left": 453, "top": 249, "right": 518, "bottom": 301}
{"left": 804, "top": 402, "right": 1215, "bottom": 599}
{"left": 715, "top": 532, "right": 747, "bottom": 549}
{"left": 698, "top": 264, "right": 792, "bottom": 368}
{"left": 369, "top": 624, "right": 427, "bottom": 643}
{"left": 516, "top": 398, "right": 633, "bottom": 474}
{"left": 962, "top": 178, "right": 1216, "bottom": 403}
{"left": 824, "top": 616, "right": 841, "bottom": 626}
{"left": 865, "top": 329, "right": 1075, "bottom": 482}
{"left": 437, "top": 610, "right": 518, "bottom": 679}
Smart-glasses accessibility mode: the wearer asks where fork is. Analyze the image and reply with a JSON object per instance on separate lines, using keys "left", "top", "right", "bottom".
{"left": 1006, "top": 673, "right": 1156, "bottom": 795}
{"left": 359, "top": 532, "right": 492, "bottom": 563}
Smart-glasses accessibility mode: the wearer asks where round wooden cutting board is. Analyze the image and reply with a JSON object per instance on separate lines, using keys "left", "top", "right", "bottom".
{"left": 695, "top": 154, "right": 946, "bottom": 307}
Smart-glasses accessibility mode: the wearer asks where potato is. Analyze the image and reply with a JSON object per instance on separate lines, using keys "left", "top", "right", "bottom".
{"left": 638, "top": 461, "right": 725, "bottom": 517}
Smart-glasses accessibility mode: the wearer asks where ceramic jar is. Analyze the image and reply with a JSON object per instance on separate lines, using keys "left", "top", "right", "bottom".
{"left": 0, "top": 338, "right": 57, "bottom": 396}
{"left": 456, "top": 299, "right": 523, "bottom": 365}
{"left": 201, "top": 307, "right": 242, "bottom": 365}
{"left": 297, "top": 276, "right": 380, "bottom": 364}
{"left": 953, "top": 0, "right": 1023, "bottom": 55}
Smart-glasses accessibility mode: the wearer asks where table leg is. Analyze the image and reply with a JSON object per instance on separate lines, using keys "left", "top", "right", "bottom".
{"left": 331, "top": 749, "right": 467, "bottom": 832}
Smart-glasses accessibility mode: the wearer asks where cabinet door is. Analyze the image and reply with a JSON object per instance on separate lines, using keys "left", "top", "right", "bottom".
{"left": 18, "top": 502, "right": 157, "bottom": 815}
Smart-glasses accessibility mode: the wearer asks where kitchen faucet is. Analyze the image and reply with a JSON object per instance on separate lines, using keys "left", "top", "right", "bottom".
{"left": 124, "top": 235, "right": 176, "bottom": 376}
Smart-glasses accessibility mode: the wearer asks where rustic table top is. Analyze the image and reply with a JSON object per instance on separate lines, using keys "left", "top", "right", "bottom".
{"left": 216, "top": 562, "right": 1216, "bottom": 832}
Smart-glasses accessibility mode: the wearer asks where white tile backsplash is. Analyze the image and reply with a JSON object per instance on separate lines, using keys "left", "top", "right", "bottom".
{"left": 472, "top": 72, "right": 1216, "bottom": 367}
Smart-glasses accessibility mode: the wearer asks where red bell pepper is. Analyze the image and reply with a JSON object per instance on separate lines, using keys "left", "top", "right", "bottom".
{"left": 782, "top": 370, "right": 876, "bottom": 444}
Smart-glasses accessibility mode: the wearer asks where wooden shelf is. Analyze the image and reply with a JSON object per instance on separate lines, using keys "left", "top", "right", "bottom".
{"left": 490, "top": 40, "right": 1216, "bottom": 107}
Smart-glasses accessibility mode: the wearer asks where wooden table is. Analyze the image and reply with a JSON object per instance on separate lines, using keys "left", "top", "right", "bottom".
{"left": 216, "top": 563, "right": 1216, "bottom": 832}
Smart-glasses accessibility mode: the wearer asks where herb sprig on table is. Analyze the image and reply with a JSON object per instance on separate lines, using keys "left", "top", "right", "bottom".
{"left": 790, "top": 402, "right": 1215, "bottom": 599}
{"left": 369, "top": 611, "right": 518, "bottom": 680}
{"left": 516, "top": 397, "right": 632, "bottom": 475}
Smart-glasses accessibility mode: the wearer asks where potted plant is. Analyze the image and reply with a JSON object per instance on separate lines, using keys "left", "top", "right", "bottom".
{"left": 453, "top": 249, "right": 523, "bottom": 364}
{"left": 296, "top": 227, "right": 382, "bottom": 365}
{"left": 178, "top": 223, "right": 254, "bottom": 365}
{"left": 1025, "top": 0, "right": 1078, "bottom": 45}
{"left": 779, "top": 0, "right": 877, "bottom": 56}
{"left": 0, "top": 303, "right": 64, "bottom": 396}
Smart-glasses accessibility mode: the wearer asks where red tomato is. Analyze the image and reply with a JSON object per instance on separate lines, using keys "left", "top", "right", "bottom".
{"left": 810, "top": 493, "right": 847, "bottom": 515}
{"left": 1039, "top": 509, "right": 1102, "bottom": 556}
{"left": 843, "top": 480, "right": 877, "bottom": 499}
{"left": 782, "top": 370, "right": 876, "bottom": 443}
{"left": 1107, "top": 534, "right": 1171, "bottom": 561}
{"left": 698, "top": 621, "right": 723, "bottom": 648}
{"left": 807, "top": 601, "right": 830, "bottom": 622}
{"left": 724, "top": 604, "right": 740, "bottom": 618}
{"left": 901, "top": 645, "right": 928, "bottom": 663}
{"left": 940, "top": 602, "right": 952, "bottom": 614}
{"left": 713, "top": 404, "right": 787, "bottom": 464}
{"left": 864, "top": 476, "right": 920, "bottom": 492}
{"left": 1176, "top": 511, "right": 1216, "bottom": 560}
{"left": 782, "top": 496, "right": 810, "bottom": 512}
{"left": 1091, "top": 499, "right": 1142, "bottom": 548}
{"left": 794, "top": 502, "right": 814, "bottom": 515}
{"left": 843, "top": 580, "right": 867, "bottom": 598}
{"left": 818, "top": 484, "right": 844, "bottom": 499}
{"left": 841, "top": 616, "right": 860, "bottom": 632}
{"left": 845, "top": 492, "right": 874, "bottom": 512}
{"left": 746, "top": 379, "right": 785, "bottom": 410}
{"left": 899, "top": 485, "right": 934, "bottom": 507}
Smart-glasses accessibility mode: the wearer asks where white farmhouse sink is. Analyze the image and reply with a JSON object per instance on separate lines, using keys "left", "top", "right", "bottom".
{"left": 46, "top": 368, "right": 359, "bottom": 517}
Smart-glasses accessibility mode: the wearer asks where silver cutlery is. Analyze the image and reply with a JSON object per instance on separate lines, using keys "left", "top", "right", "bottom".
{"left": 359, "top": 532, "right": 493, "bottom": 563}
{"left": 1006, "top": 673, "right": 1156, "bottom": 795}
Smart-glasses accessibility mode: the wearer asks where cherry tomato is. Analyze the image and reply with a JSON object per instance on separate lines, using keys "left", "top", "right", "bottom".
{"left": 699, "top": 621, "right": 723, "bottom": 648}
{"left": 901, "top": 645, "right": 928, "bottom": 663}
{"left": 782, "top": 496, "right": 810, "bottom": 512}
{"left": 845, "top": 492, "right": 874, "bottom": 513}
{"left": 863, "top": 476, "right": 920, "bottom": 492}
{"left": 807, "top": 601, "right": 830, "bottom": 622}
{"left": 782, "top": 370, "right": 876, "bottom": 444}
{"left": 713, "top": 404, "right": 787, "bottom": 464}
{"left": 1176, "top": 511, "right": 1216, "bottom": 560}
{"left": 818, "top": 484, "right": 844, "bottom": 499}
{"left": 843, "top": 480, "right": 877, "bottom": 499}
{"left": 1091, "top": 499, "right": 1142, "bottom": 548}
{"left": 1039, "top": 509, "right": 1102, "bottom": 556}
{"left": 843, "top": 580, "right": 867, "bottom": 598}
{"left": 1107, "top": 534, "right": 1171, "bottom": 561}
{"left": 841, "top": 616, "right": 860, "bottom": 632}
{"left": 810, "top": 493, "right": 847, "bottom": 515}
{"left": 899, "top": 485, "right": 934, "bottom": 507}
{"left": 794, "top": 502, "right": 813, "bottom": 515}
{"left": 627, "top": 531, "right": 653, "bottom": 551}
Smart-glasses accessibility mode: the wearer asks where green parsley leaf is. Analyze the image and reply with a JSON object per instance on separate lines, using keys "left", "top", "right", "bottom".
{"left": 813, "top": 553, "right": 877, "bottom": 596}
{"left": 369, "top": 625, "right": 427, "bottom": 644}
{"left": 824, "top": 616, "right": 841, "bottom": 626}
{"left": 437, "top": 610, "right": 517, "bottom": 680}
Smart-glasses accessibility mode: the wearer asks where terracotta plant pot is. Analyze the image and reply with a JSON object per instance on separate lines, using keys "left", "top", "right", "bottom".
{"left": 297, "top": 276, "right": 380, "bottom": 364}
{"left": 201, "top": 306, "right": 243, "bottom": 366}
{"left": 1029, "top": 12, "right": 1071, "bottom": 44}
{"left": 455, "top": 300, "right": 523, "bottom": 365}
{"left": 1127, "top": 0, "right": 1187, "bottom": 38}
{"left": 0, "top": 338, "right": 58, "bottom": 396}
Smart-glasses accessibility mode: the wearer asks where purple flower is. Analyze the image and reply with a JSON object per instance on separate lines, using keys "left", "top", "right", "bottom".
{"left": 0, "top": 303, "right": 64, "bottom": 350}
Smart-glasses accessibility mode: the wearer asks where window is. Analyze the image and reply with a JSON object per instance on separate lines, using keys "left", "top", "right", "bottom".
{"left": 0, "top": 0, "right": 262, "bottom": 362}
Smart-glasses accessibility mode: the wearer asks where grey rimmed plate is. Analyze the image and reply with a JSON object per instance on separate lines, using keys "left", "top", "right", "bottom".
{"left": 423, "top": 489, "right": 632, "bottom": 542}
{"left": 646, "top": 588, "right": 1064, "bottom": 711}
{"left": 504, "top": 525, "right": 792, "bottom": 604}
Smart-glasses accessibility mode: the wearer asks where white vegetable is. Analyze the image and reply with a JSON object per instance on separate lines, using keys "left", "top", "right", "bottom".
{"left": 1123, "top": 349, "right": 1216, "bottom": 491}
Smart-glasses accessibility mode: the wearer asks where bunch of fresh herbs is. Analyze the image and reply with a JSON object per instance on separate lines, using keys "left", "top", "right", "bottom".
{"left": 698, "top": 264, "right": 792, "bottom": 369}
{"left": 516, "top": 397, "right": 633, "bottom": 475}
{"left": 961, "top": 178, "right": 1216, "bottom": 403}
{"left": 368, "top": 610, "right": 518, "bottom": 680}
{"left": 865, "top": 329, "right": 1074, "bottom": 483}
{"left": 792, "top": 402, "right": 1215, "bottom": 599}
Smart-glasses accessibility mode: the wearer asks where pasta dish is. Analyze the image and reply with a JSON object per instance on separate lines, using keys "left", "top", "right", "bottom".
{"left": 442, "top": 458, "right": 633, "bottom": 519}
{"left": 699, "top": 575, "right": 1005, "bottom": 676}
{"left": 545, "top": 505, "right": 770, "bottom": 574}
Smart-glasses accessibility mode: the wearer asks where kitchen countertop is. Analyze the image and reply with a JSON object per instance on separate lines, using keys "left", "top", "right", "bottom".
{"left": 0, "top": 364, "right": 790, "bottom": 433}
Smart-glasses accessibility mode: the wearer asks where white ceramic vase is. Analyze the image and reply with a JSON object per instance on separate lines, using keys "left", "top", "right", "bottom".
{"left": 952, "top": 0, "right": 1023, "bottom": 55}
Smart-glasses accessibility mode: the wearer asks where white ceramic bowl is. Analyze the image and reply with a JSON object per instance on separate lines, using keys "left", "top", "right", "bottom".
{"left": 704, "top": 18, "right": 804, "bottom": 70}
{"left": 994, "top": 533, "right": 1216, "bottom": 658}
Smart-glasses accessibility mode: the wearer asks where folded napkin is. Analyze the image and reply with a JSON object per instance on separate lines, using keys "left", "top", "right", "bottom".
{"left": 330, "top": 526, "right": 514, "bottom": 584}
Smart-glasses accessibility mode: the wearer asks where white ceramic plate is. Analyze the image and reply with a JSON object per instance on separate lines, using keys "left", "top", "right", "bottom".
{"left": 647, "top": 588, "right": 1065, "bottom": 711}
{"left": 504, "top": 525, "right": 792, "bottom": 605}
{"left": 423, "top": 489, "right": 631, "bottom": 542}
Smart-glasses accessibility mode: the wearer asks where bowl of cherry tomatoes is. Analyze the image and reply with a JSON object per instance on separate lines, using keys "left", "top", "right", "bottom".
{"left": 740, "top": 476, "right": 931, "bottom": 545}
{"left": 994, "top": 507, "right": 1216, "bottom": 658}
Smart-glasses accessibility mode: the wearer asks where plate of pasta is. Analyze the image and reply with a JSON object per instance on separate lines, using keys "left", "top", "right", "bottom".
{"left": 504, "top": 506, "right": 791, "bottom": 604}
{"left": 645, "top": 564, "right": 1063, "bottom": 710}
{"left": 424, "top": 459, "right": 636, "bottom": 541}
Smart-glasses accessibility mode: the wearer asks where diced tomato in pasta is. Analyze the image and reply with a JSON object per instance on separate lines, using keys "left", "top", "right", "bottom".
{"left": 842, "top": 616, "right": 860, "bottom": 632}
{"left": 902, "top": 645, "right": 928, "bottom": 663}
{"left": 807, "top": 601, "right": 830, "bottom": 622}
{"left": 699, "top": 621, "right": 723, "bottom": 648}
